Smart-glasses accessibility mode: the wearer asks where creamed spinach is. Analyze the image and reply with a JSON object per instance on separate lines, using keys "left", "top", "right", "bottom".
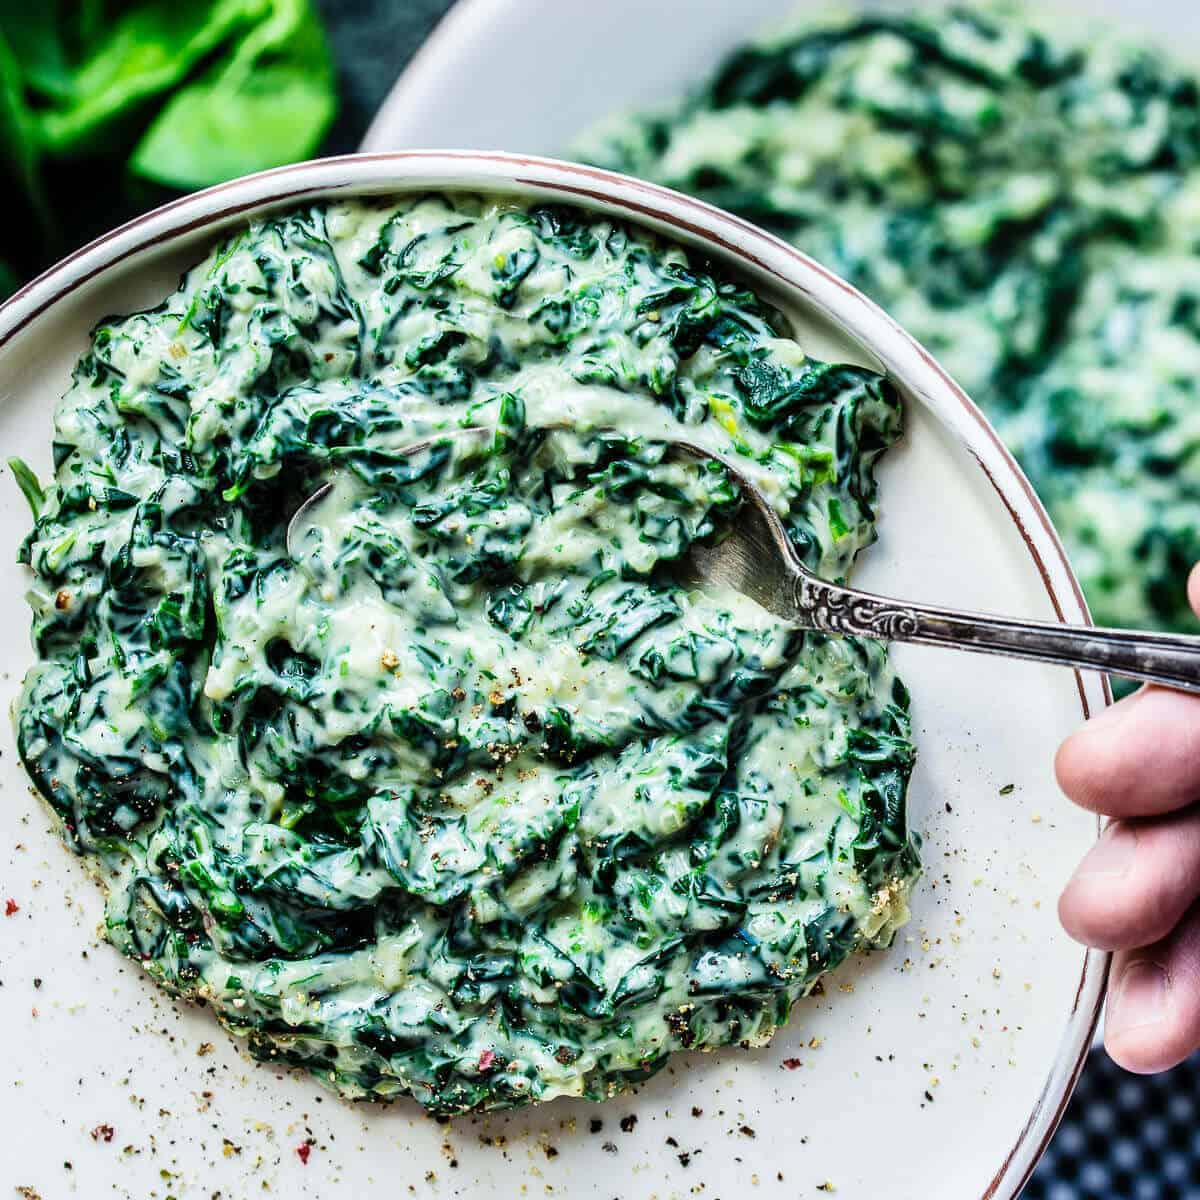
{"left": 13, "top": 195, "right": 918, "bottom": 1114}
{"left": 580, "top": 3, "right": 1200, "bottom": 648}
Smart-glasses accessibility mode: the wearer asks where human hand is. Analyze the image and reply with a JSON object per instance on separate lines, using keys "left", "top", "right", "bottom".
{"left": 1057, "top": 564, "right": 1200, "bottom": 1072}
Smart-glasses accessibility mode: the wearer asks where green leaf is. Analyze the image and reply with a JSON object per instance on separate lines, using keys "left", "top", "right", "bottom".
{"left": 0, "top": 3, "right": 74, "bottom": 102}
{"left": 0, "top": 0, "right": 337, "bottom": 282}
{"left": 34, "top": 0, "right": 269, "bottom": 154}
{"left": 0, "top": 26, "right": 52, "bottom": 237}
{"left": 129, "top": 0, "right": 335, "bottom": 190}
{"left": 0, "top": 0, "right": 112, "bottom": 101}
{"left": 827, "top": 496, "right": 849, "bottom": 541}
{"left": 8, "top": 456, "right": 46, "bottom": 517}
{"left": 128, "top": 61, "right": 334, "bottom": 188}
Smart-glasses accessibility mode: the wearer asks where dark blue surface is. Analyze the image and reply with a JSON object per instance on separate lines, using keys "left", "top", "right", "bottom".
{"left": 314, "top": 0, "right": 454, "bottom": 154}
{"left": 1027, "top": 1050, "right": 1200, "bottom": 1200}
{"left": 314, "top": 3, "right": 1195, "bottom": 1195}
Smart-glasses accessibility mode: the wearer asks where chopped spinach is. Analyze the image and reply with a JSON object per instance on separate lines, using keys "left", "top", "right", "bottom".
{"left": 14, "top": 194, "right": 918, "bottom": 1114}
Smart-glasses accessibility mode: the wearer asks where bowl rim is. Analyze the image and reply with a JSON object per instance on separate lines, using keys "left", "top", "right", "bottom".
{"left": 0, "top": 149, "right": 1108, "bottom": 1198}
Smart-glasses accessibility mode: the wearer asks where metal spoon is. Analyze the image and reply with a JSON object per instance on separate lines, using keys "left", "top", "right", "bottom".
{"left": 287, "top": 427, "right": 1200, "bottom": 693}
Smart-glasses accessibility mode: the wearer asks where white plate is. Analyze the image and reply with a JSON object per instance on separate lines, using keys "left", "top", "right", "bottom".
{"left": 361, "top": 0, "right": 1200, "bottom": 158}
{"left": 0, "top": 154, "right": 1103, "bottom": 1199}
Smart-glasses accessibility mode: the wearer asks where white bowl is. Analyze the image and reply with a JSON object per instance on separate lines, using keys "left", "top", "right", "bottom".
{"left": 362, "top": 0, "right": 1200, "bottom": 159}
{"left": 0, "top": 153, "right": 1104, "bottom": 1200}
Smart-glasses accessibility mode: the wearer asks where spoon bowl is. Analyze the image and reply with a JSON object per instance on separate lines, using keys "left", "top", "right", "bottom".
{"left": 681, "top": 449, "right": 1200, "bottom": 693}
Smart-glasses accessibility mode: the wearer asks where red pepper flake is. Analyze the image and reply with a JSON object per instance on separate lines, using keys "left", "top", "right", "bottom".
{"left": 91, "top": 1124, "right": 114, "bottom": 1143}
{"left": 5, "top": 899, "right": 19, "bottom": 916}
{"left": 782, "top": 1057, "right": 803, "bottom": 1070}
{"left": 296, "top": 1142, "right": 311, "bottom": 1165}
{"left": 478, "top": 1049, "right": 496, "bottom": 1073}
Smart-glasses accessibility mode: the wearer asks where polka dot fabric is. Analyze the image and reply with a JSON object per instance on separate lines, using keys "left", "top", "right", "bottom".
{"left": 1027, "top": 1050, "right": 1200, "bottom": 1198}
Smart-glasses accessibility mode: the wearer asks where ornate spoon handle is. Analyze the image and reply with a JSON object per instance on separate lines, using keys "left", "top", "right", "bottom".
{"left": 795, "top": 575, "right": 1200, "bottom": 693}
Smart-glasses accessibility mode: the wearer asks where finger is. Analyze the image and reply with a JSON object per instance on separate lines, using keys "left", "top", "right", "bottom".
{"left": 1055, "top": 685, "right": 1200, "bottom": 817}
{"left": 1187, "top": 561, "right": 1200, "bottom": 617}
{"left": 1105, "top": 899, "right": 1200, "bottom": 1073}
{"left": 1058, "top": 808, "right": 1200, "bottom": 950}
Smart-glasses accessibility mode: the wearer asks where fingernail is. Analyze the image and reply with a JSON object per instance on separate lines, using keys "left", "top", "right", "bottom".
{"left": 1112, "top": 959, "right": 1169, "bottom": 1031}
{"left": 1078, "top": 824, "right": 1138, "bottom": 879}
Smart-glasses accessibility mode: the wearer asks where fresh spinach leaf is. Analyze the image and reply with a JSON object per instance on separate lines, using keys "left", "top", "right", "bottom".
{"left": 0, "top": 3, "right": 76, "bottom": 102}
{"left": 8, "top": 456, "right": 46, "bottom": 517}
{"left": 0, "top": 26, "right": 53, "bottom": 242}
{"left": 0, "top": 0, "right": 337, "bottom": 295}
{"left": 130, "top": 0, "right": 334, "bottom": 189}
{"left": 33, "top": 0, "right": 268, "bottom": 154}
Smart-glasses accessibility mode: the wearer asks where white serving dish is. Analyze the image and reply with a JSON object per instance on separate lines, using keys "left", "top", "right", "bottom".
{"left": 0, "top": 153, "right": 1104, "bottom": 1198}
{"left": 361, "top": 0, "right": 1200, "bottom": 160}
